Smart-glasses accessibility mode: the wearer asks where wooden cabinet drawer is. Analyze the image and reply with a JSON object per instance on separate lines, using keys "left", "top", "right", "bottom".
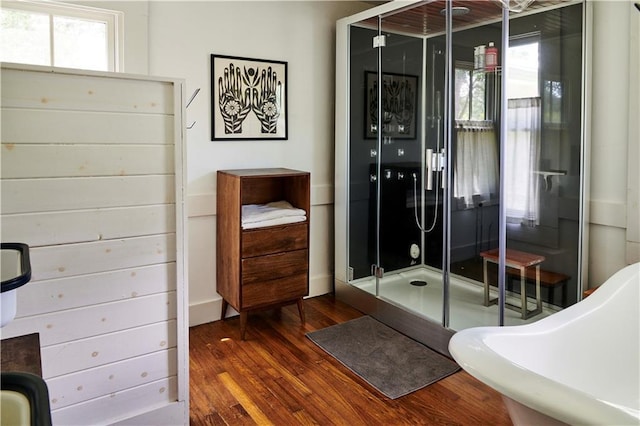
{"left": 242, "top": 223, "right": 307, "bottom": 258}
{"left": 242, "top": 273, "right": 308, "bottom": 309}
{"left": 242, "top": 249, "right": 308, "bottom": 284}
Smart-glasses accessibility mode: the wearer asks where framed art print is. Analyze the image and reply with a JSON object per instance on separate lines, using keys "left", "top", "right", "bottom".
{"left": 365, "top": 71, "right": 418, "bottom": 139}
{"left": 211, "top": 54, "right": 288, "bottom": 141}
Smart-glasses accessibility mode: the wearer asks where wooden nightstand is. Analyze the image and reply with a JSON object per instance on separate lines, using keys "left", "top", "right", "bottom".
{"left": 216, "top": 168, "right": 310, "bottom": 339}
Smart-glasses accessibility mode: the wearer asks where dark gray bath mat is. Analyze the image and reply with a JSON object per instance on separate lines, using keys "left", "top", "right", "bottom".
{"left": 306, "top": 316, "right": 460, "bottom": 399}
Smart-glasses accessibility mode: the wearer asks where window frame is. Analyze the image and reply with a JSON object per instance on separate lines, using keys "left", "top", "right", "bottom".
{"left": 1, "top": 0, "right": 123, "bottom": 71}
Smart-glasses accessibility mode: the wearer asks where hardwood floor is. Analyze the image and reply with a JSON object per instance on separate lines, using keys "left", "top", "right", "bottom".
{"left": 189, "top": 294, "right": 512, "bottom": 425}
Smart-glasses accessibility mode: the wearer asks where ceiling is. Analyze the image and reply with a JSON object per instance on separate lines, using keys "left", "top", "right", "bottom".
{"left": 358, "top": 0, "right": 573, "bottom": 36}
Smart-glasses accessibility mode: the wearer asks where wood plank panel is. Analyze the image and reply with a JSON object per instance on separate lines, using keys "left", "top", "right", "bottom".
{"left": 51, "top": 377, "right": 178, "bottom": 425}
{"left": 1, "top": 109, "right": 174, "bottom": 144}
{"left": 16, "top": 263, "right": 176, "bottom": 318}
{"left": 28, "top": 234, "right": 176, "bottom": 281}
{"left": 1, "top": 68, "right": 175, "bottom": 114}
{"left": 2, "top": 292, "right": 177, "bottom": 346}
{"left": 1, "top": 175, "right": 175, "bottom": 214}
{"left": 47, "top": 348, "right": 177, "bottom": 409}
{"left": 42, "top": 320, "right": 177, "bottom": 378}
{"left": 1, "top": 65, "right": 187, "bottom": 425}
{"left": 2, "top": 205, "right": 175, "bottom": 247}
{"left": 1, "top": 144, "right": 174, "bottom": 178}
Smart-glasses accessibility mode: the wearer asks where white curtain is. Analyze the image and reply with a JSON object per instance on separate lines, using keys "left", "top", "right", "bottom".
{"left": 505, "top": 97, "right": 541, "bottom": 225}
{"left": 454, "top": 125, "right": 499, "bottom": 208}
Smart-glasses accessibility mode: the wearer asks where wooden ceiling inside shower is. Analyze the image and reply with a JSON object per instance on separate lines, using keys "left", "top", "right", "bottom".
{"left": 361, "top": 0, "right": 574, "bottom": 36}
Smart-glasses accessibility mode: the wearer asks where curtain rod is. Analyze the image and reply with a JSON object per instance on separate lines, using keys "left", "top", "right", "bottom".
{"left": 455, "top": 120, "right": 494, "bottom": 130}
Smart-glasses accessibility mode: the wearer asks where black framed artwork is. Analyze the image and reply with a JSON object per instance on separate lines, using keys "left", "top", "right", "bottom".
{"left": 211, "top": 54, "right": 288, "bottom": 141}
{"left": 365, "top": 71, "right": 418, "bottom": 139}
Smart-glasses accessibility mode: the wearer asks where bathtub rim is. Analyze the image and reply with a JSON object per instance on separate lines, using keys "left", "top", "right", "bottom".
{"left": 448, "top": 262, "right": 640, "bottom": 426}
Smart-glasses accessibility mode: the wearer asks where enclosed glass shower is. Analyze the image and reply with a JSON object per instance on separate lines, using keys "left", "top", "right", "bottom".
{"left": 334, "top": 0, "right": 590, "bottom": 354}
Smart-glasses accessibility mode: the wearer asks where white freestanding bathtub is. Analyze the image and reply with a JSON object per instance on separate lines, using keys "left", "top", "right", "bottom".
{"left": 449, "top": 262, "right": 640, "bottom": 426}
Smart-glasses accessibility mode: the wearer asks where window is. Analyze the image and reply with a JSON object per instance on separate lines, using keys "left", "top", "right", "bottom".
{"left": 506, "top": 40, "right": 539, "bottom": 99}
{"left": 1, "top": 0, "right": 122, "bottom": 71}
{"left": 505, "top": 37, "right": 541, "bottom": 225}
{"left": 542, "top": 79, "right": 564, "bottom": 126}
{"left": 454, "top": 61, "right": 486, "bottom": 121}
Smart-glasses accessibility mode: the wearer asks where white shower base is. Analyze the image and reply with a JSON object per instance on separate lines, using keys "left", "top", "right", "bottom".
{"left": 350, "top": 266, "right": 558, "bottom": 331}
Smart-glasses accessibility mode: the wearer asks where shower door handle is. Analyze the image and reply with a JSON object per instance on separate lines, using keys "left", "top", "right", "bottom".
{"left": 439, "top": 149, "right": 445, "bottom": 190}
{"left": 425, "top": 149, "right": 445, "bottom": 190}
{"left": 425, "top": 149, "right": 434, "bottom": 190}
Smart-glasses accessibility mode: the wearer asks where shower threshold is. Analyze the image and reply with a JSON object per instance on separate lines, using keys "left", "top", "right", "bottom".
{"left": 337, "top": 266, "right": 558, "bottom": 356}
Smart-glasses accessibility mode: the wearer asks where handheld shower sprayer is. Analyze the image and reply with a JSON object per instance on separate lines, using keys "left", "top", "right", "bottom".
{"left": 412, "top": 171, "right": 439, "bottom": 234}
{"left": 415, "top": 84, "right": 444, "bottom": 234}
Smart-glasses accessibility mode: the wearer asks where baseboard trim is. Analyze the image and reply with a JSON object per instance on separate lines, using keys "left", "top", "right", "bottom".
{"left": 111, "top": 401, "right": 187, "bottom": 426}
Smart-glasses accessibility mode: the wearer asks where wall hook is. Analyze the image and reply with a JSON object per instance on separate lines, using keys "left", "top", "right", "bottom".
{"left": 186, "top": 88, "right": 200, "bottom": 130}
{"left": 186, "top": 88, "right": 200, "bottom": 109}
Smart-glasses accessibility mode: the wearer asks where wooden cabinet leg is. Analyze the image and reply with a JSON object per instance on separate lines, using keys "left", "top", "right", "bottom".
{"left": 240, "top": 312, "right": 248, "bottom": 340}
{"left": 220, "top": 299, "right": 228, "bottom": 321}
{"left": 297, "top": 298, "right": 305, "bottom": 324}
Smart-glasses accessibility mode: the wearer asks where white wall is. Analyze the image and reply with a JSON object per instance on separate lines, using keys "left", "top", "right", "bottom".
{"left": 144, "top": 1, "right": 370, "bottom": 325}
{"left": 589, "top": 0, "right": 640, "bottom": 286}
{"left": 626, "top": 1, "right": 640, "bottom": 266}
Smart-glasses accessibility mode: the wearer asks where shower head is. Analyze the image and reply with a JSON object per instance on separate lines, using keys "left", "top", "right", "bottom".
{"left": 440, "top": 6, "right": 471, "bottom": 16}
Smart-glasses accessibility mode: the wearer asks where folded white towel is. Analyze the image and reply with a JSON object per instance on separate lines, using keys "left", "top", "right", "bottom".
{"left": 242, "top": 215, "right": 307, "bottom": 230}
{"left": 241, "top": 200, "right": 306, "bottom": 225}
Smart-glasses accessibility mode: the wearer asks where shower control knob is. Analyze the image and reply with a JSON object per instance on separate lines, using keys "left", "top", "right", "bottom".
{"left": 370, "top": 174, "right": 377, "bottom": 182}
{"left": 410, "top": 243, "right": 420, "bottom": 260}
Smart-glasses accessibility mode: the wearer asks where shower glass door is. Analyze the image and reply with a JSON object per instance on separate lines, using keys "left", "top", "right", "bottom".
{"left": 376, "top": 5, "right": 443, "bottom": 321}
{"left": 347, "top": 22, "right": 379, "bottom": 296}
{"left": 447, "top": 1, "right": 506, "bottom": 329}
{"left": 502, "top": 2, "right": 585, "bottom": 326}
{"left": 445, "top": 1, "right": 586, "bottom": 329}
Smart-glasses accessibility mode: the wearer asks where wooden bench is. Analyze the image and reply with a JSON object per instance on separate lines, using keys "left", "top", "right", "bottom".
{"left": 480, "top": 248, "right": 545, "bottom": 319}
{"left": 506, "top": 267, "right": 570, "bottom": 307}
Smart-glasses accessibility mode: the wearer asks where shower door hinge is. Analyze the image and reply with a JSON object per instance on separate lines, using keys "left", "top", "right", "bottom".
{"left": 371, "top": 264, "right": 384, "bottom": 278}
{"left": 373, "top": 35, "right": 386, "bottom": 48}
